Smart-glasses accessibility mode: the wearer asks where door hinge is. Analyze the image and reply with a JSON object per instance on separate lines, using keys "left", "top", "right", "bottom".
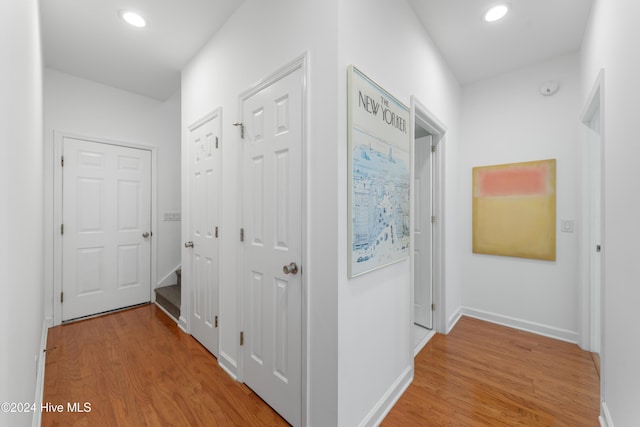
{"left": 215, "top": 315, "right": 218, "bottom": 328}
{"left": 233, "top": 122, "right": 244, "bottom": 139}
{"left": 596, "top": 244, "right": 602, "bottom": 252}
{"left": 431, "top": 145, "right": 436, "bottom": 153}
{"left": 240, "top": 228, "right": 244, "bottom": 242}
{"left": 60, "top": 292, "right": 64, "bottom": 303}
{"left": 60, "top": 224, "right": 64, "bottom": 235}
{"left": 215, "top": 136, "right": 219, "bottom": 149}
{"left": 431, "top": 303, "right": 435, "bottom": 311}
{"left": 61, "top": 156, "right": 64, "bottom": 167}
{"left": 215, "top": 226, "right": 219, "bottom": 238}
{"left": 240, "top": 331, "right": 244, "bottom": 346}
{"left": 431, "top": 216, "right": 436, "bottom": 224}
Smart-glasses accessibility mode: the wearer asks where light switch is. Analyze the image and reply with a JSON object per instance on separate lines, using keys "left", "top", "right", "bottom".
{"left": 163, "top": 212, "right": 181, "bottom": 222}
{"left": 560, "top": 219, "right": 574, "bottom": 233}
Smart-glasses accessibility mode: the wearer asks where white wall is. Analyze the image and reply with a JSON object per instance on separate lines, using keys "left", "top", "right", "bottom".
{"left": 182, "top": 1, "right": 462, "bottom": 425}
{"left": 581, "top": 0, "right": 640, "bottom": 424}
{"left": 181, "top": 1, "right": 340, "bottom": 425}
{"left": 458, "top": 54, "right": 582, "bottom": 342}
{"left": 0, "top": 0, "right": 45, "bottom": 426}
{"left": 337, "top": 1, "right": 461, "bottom": 425}
{"left": 43, "top": 69, "right": 181, "bottom": 323}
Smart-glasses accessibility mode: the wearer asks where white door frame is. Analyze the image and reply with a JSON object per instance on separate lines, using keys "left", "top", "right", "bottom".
{"left": 409, "top": 96, "right": 447, "bottom": 344}
{"left": 236, "top": 53, "right": 308, "bottom": 425}
{"left": 52, "top": 131, "right": 158, "bottom": 326}
{"left": 580, "top": 69, "right": 605, "bottom": 354}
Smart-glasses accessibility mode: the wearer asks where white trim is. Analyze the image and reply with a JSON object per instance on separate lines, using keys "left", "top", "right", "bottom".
{"left": 178, "top": 317, "right": 188, "bottom": 334}
{"left": 156, "top": 264, "right": 181, "bottom": 290}
{"left": 579, "top": 68, "right": 606, "bottom": 353}
{"left": 237, "top": 53, "right": 309, "bottom": 426}
{"left": 218, "top": 353, "right": 238, "bottom": 381}
{"left": 447, "top": 306, "right": 463, "bottom": 333}
{"left": 52, "top": 131, "right": 158, "bottom": 325}
{"left": 359, "top": 366, "right": 413, "bottom": 427}
{"left": 599, "top": 401, "right": 614, "bottom": 427}
{"left": 414, "top": 330, "right": 436, "bottom": 356}
{"left": 581, "top": 69, "right": 604, "bottom": 125}
{"left": 461, "top": 307, "right": 580, "bottom": 343}
{"left": 32, "top": 320, "right": 50, "bottom": 427}
{"left": 154, "top": 300, "right": 178, "bottom": 323}
{"left": 409, "top": 96, "right": 448, "bottom": 369}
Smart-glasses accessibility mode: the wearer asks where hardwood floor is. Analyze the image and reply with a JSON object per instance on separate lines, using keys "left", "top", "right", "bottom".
{"left": 383, "top": 316, "right": 600, "bottom": 426}
{"left": 42, "top": 306, "right": 599, "bottom": 426}
{"left": 42, "top": 304, "right": 288, "bottom": 427}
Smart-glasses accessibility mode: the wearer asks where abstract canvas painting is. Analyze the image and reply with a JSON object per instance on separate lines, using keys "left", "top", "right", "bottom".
{"left": 473, "top": 159, "right": 556, "bottom": 261}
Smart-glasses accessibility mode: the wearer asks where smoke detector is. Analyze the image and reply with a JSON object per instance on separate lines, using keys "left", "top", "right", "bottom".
{"left": 539, "top": 81, "right": 559, "bottom": 96}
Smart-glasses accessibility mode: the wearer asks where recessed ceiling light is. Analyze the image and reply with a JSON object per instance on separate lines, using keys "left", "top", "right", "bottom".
{"left": 120, "top": 10, "right": 147, "bottom": 28}
{"left": 483, "top": 4, "right": 510, "bottom": 22}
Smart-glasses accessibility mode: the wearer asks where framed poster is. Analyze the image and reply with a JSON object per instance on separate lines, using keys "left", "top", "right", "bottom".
{"left": 348, "top": 65, "right": 411, "bottom": 278}
{"left": 472, "top": 159, "right": 556, "bottom": 261}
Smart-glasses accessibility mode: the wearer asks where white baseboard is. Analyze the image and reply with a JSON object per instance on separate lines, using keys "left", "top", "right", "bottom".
{"left": 414, "top": 330, "right": 436, "bottom": 357}
{"left": 178, "top": 315, "right": 188, "bottom": 333}
{"left": 359, "top": 365, "right": 413, "bottom": 427}
{"left": 219, "top": 352, "right": 238, "bottom": 381}
{"left": 447, "top": 307, "right": 462, "bottom": 333}
{"left": 155, "top": 301, "right": 179, "bottom": 323}
{"left": 599, "top": 401, "right": 614, "bottom": 427}
{"left": 32, "top": 320, "right": 49, "bottom": 427}
{"left": 156, "top": 264, "right": 181, "bottom": 289}
{"left": 461, "top": 307, "right": 579, "bottom": 344}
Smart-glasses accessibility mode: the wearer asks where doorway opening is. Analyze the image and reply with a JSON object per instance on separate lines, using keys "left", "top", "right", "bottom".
{"left": 410, "top": 96, "right": 446, "bottom": 356}
{"left": 580, "top": 70, "right": 605, "bottom": 381}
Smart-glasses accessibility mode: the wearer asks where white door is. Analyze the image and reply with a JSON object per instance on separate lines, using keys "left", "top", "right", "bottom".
{"left": 414, "top": 135, "right": 433, "bottom": 329}
{"left": 242, "top": 67, "right": 303, "bottom": 426}
{"left": 62, "top": 137, "right": 151, "bottom": 321}
{"left": 187, "top": 112, "right": 221, "bottom": 357}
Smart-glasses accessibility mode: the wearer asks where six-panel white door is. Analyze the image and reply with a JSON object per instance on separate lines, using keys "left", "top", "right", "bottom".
{"left": 62, "top": 137, "right": 151, "bottom": 321}
{"left": 242, "top": 68, "right": 303, "bottom": 426}
{"left": 187, "top": 112, "right": 221, "bottom": 357}
{"left": 414, "top": 136, "right": 433, "bottom": 329}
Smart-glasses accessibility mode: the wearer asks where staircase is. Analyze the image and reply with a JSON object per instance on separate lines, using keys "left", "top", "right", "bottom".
{"left": 155, "top": 269, "right": 181, "bottom": 321}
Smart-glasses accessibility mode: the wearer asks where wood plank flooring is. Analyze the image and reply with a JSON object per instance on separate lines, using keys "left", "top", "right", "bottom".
{"left": 42, "top": 304, "right": 288, "bottom": 427}
{"left": 383, "top": 316, "right": 600, "bottom": 426}
{"left": 42, "top": 305, "right": 600, "bottom": 426}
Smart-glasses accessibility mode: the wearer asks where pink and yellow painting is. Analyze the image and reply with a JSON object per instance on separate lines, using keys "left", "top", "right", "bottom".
{"left": 472, "top": 159, "right": 556, "bottom": 261}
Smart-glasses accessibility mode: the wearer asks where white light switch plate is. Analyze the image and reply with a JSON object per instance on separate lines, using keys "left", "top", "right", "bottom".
{"left": 560, "top": 219, "right": 574, "bottom": 233}
{"left": 164, "top": 212, "right": 181, "bottom": 222}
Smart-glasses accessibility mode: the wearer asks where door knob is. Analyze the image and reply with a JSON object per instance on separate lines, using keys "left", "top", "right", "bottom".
{"left": 283, "top": 262, "right": 298, "bottom": 275}
{"left": 142, "top": 232, "right": 150, "bottom": 238}
{"left": 184, "top": 241, "right": 194, "bottom": 248}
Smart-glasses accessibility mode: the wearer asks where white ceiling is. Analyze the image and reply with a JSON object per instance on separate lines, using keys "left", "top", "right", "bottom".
{"left": 408, "top": 0, "right": 594, "bottom": 85}
{"left": 41, "top": 0, "right": 244, "bottom": 101}
{"left": 40, "top": 0, "right": 594, "bottom": 101}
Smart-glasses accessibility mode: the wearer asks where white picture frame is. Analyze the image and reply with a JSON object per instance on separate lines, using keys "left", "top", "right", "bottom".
{"left": 348, "top": 65, "right": 411, "bottom": 278}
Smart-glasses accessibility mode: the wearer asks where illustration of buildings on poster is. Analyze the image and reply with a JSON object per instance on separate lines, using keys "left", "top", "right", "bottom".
{"left": 351, "top": 127, "right": 410, "bottom": 276}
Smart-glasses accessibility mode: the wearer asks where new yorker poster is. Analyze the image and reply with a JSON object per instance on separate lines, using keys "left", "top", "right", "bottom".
{"left": 473, "top": 159, "right": 556, "bottom": 261}
{"left": 348, "top": 65, "right": 410, "bottom": 278}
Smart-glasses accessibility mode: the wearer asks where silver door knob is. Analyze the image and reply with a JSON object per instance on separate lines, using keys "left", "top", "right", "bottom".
{"left": 283, "top": 262, "right": 298, "bottom": 275}
{"left": 184, "top": 241, "right": 194, "bottom": 248}
{"left": 142, "top": 232, "right": 150, "bottom": 238}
